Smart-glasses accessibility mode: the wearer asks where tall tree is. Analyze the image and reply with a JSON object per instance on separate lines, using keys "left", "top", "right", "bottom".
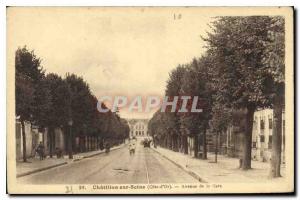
{"left": 64, "top": 73, "right": 92, "bottom": 157}
{"left": 34, "top": 73, "right": 69, "bottom": 157}
{"left": 179, "top": 63, "right": 199, "bottom": 157}
{"left": 210, "top": 103, "right": 232, "bottom": 163}
{"left": 15, "top": 47, "right": 43, "bottom": 162}
{"left": 194, "top": 55, "right": 214, "bottom": 159}
{"left": 165, "top": 65, "right": 186, "bottom": 152}
{"left": 262, "top": 17, "right": 285, "bottom": 177}
{"left": 180, "top": 59, "right": 212, "bottom": 158}
{"left": 204, "top": 17, "right": 273, "bottom": 169}
{"left": 32, "top": 74, "right": 52, "bottom": 154}
{"left": 15, "top": 72, "right": 34, "bottom": 162}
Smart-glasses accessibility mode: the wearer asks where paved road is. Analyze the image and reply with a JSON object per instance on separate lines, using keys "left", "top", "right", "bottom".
{"left": 18, "top": 143, "right": 198, "bottom": 184}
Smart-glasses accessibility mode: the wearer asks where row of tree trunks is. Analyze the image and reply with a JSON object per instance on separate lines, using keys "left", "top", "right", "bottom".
{"left": 79, "top": 136, "right": 104, "bottom": 152}
{"left": 156, "top": 103, "right": 283, "bottom": 175}
{"left": 158, "top": 132, "right": 208, "bottom": 159}
{"left": 71, "top": 136, "right": 126, "bottom": 154}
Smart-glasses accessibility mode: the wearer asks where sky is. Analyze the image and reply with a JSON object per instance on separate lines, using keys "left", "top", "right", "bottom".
{"left": 7, "top": 7, "right": 213, "bottom": 119}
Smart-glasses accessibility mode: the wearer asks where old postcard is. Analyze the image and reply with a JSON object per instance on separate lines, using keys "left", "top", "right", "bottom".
{"left": 7, "top": 7, "right": 294, "bottom": 194}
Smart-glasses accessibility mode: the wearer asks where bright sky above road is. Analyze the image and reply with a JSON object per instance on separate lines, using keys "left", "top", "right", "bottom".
{"left": 8, "top": 7, "right": 213, "bottom": 119}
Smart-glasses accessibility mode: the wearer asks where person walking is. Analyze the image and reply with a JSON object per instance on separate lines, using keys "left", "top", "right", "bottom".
{"left": 128, "top": 139, "right": 136, "bottom": 156}
{"left": 105, "top": 141, "right": 110, "bottom": 154}
{"left": 36, "top": 142, "right": 45, "bottom": 160}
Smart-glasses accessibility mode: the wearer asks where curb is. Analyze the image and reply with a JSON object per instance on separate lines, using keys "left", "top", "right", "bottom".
{"left": 151, "top": 148, "right": 208, "bottom": 183}
{"left": 16, "top": 162, "right": 68, "bottom": 178}
{"left": 17, "top": 145, "right": 126, "bottom": 177}
{"left": 75, "top": 145, "right": 126, "bottom": 160}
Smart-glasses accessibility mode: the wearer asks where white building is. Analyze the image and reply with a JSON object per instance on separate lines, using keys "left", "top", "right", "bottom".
{"left": 251, "top": 109, "right": 285, "bottom": 163}
{"left": 225, "top": 108, "right": 285, "bottom": 163}
{"left": 126, "top": 119, "right": 149, "bottom": 138}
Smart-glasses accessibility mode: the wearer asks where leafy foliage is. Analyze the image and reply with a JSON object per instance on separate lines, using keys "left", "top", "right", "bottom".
{"left": 15, "top": 47, "right": 130, "bottom": 155}
{"left": 149, "top": 16, "right": 285, "bottom": 170}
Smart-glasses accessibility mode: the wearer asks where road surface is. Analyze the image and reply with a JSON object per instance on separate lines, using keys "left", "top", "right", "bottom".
{"left": 18, "top": 142, "right": 198, "bottom": 184}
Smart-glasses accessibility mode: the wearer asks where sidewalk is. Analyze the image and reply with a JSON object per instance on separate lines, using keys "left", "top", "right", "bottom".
{"left": 152, "top": 146, "right": 286, "bottom": 183}
{"left": 16, "top": 158, "right": 68, "bottom": 178}
{"left": 17, "top": 144, "right": 125, "bottom": 177}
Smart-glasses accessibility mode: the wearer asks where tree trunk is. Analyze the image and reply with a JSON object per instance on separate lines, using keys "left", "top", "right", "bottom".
{"left": 178, "top": 135, "right": 182, "bottom": 152}
{"left": 166, "top": 135, "right": 168, "bottom": 148}
{"left": 48, "top": 126, "right": 54, "bottom": 158}
{"left": 68, "top": 125, "right": 73, "bottom": 159}
{"left": 173, "top": 135, "right": 176, "bottom": 151}
{"left": 90, "top": 136, "right": 92, "bottom": 151}
{"left": 96, "top": 136, "right": 99, "bottom": 150}
{"left": 241, "top": 106, "right": 255, "bottom": 170}
{"left": 215, "top": 132, "right": 219, "bottom": 163}
{"left": 194, "top": 134, "right": 199, "bottom": 158}
{"left": 166, "top": 135, "right": 170, "bottom": 149}
{"left": 270, "top": 95, "right": 283, "bottom": 177}
{"left": 202, "top": 128, "right": 207, "bottom": 159}
{"left": 52, "top": 129, "right": 56, "bottom": 154}
{"left": 183, "top": 135, "right": 188, "bottom": 154}
{"left": 63, "top": 127, "right": 68, "bottom": 153}
{"left": 21, "top": 120, "right": 27, "bottom": 162}
{"left": 172, "top": 134, "right": 178, "bottom": 152}
{"left": 171, "top": 134, "right": 174, "bottom": 150}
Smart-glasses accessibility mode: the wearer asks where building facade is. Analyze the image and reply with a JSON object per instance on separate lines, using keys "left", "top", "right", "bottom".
{"left": 126, "top": 119, "right": 149, "bottom": 138}
{"left": 224, "top": 108, "right": 285, "bottom": 163}
{"left": 15, "top": 119, "right": 65, "bottom": 160}
{"left": 251, "top": 109, "right": 285, "bottom": 163}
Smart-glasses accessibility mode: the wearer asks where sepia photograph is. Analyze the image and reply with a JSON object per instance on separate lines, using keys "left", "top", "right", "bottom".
{"left": 6, "top": 6, "right": 294, "bottom": 194}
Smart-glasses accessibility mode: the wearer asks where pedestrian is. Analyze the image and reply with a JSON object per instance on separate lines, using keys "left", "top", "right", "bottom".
{"left": 105, "top": 141, "right": 110, "bottom": 154}
{"left": 55, "top": 147, "right": 62, "bottom": 158}
{"left": 36, "top": 142, "right": 45, "bottom": 160}
{"left": 128, "top": 139, "right": 136, "bottom": 156}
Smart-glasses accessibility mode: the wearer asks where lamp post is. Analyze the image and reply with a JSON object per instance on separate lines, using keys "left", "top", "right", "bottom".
{"left": 68, "top": 119, "right": 73, "bottom": 159}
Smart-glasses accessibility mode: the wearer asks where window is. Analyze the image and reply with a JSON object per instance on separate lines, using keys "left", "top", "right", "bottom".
{"left": 260, "top": 119, "right": 265, "bottom": 130}
{"left": 268, "top": 135, "right": 272, "bottom": 149}
{"left": 269, "top": 118, "right": 273, "bottom": 129}
{"left": 252, "top": 142, "right": 257, "bottom": 148}
{"left": 260, "top": 135, "right": 265, "bottom": 143}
